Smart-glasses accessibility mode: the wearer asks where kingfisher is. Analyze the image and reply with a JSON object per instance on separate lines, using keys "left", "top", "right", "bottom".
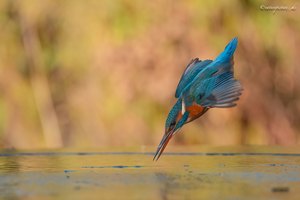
{"left": 153, "top": 37, "right": 243, "bottom": 161}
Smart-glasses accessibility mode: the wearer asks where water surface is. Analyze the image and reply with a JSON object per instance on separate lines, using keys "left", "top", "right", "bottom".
{"left": 0, "top": 146, "right": 300, "bottom": 200}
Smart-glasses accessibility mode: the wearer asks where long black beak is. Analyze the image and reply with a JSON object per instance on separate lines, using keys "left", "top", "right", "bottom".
{"left": 153, "top": 130, "right": 174, "bottom": 161}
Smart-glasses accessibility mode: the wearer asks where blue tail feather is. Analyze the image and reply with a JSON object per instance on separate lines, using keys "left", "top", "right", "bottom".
{"left": 214, "top": 37, "right": 238, "bottom": 63}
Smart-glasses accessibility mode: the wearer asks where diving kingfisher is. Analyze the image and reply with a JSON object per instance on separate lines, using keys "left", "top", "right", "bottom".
{"left": 153, "top": 37, "right": 243, "bottom": 161}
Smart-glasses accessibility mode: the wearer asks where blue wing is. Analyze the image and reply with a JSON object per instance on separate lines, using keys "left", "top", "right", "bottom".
{"left": 181, "top": 37, "right": 241, "bottom": 107}
{"left": 195, "top": 71, "right": 243, "bottom": 108}
{"left": 175, "top": 58, "right": 212, "bottom": 98}
{"left": 180, "top": 37, "right": 239, "bottom": 101}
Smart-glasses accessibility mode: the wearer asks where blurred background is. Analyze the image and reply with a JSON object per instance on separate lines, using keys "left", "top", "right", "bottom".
{"left": 0, "top": 0, "right": 299, "bottom": 149}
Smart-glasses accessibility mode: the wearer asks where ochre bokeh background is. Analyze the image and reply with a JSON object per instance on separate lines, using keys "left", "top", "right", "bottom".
{"left": 0, "top": 1, "right": 299, "bottom": 148}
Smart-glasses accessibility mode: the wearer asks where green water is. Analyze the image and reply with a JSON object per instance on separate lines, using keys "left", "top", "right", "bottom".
{"left": 0, "top": 146, "right": 300, "bottom": 200}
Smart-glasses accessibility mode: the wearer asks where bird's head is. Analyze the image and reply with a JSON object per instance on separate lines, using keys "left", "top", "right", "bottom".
{"left": 153, "top": 99, "right": 189, "bottom": 161}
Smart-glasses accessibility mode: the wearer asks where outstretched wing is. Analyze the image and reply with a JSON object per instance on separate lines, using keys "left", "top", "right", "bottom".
{"left": 175, "top": 59, "right": 212, "bottom": 98}
{"left": 181, "top": 37, "right": 239, "bottom": 105}
{"left": 194, "top": 71, "right": 243, "bottom": 108}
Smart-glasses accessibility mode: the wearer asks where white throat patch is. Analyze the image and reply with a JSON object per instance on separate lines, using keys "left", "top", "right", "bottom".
{"left": 181, "top": 99, "right": 186, "bottom": 115}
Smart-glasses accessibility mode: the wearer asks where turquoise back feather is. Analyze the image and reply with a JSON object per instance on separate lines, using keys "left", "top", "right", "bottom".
{"left": 175, "top": 59, "right": 212, "bottom": 98}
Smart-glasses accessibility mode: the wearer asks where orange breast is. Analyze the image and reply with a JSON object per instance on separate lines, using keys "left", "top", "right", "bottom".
{"left": 186, "top": 103, "right": 204, "bottom": 117}
{"left": 176, "top": 103, "right": 204, "bottom": 121}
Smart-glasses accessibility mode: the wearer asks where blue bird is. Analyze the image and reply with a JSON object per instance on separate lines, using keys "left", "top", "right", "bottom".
{"left": 153, "top": 37, "right": 243, "bottom": 161}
